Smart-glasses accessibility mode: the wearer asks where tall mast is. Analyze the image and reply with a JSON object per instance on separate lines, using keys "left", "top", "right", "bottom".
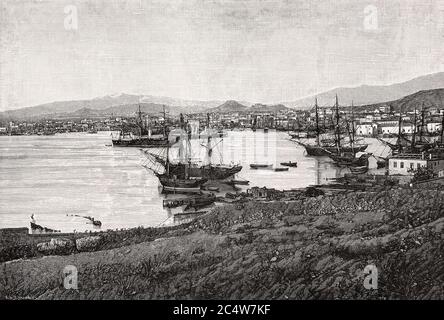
{"left": 396, "top": 109, "right": 403, "bottom": 153}
{"left": 186, "top": 117, "right": 192, "bottom": 179}
{"left": 419, "top": 103, "right": 425, "bottom": 143}
{"left": 315, "top": 97, "right": 320, "bottom": 146}
{"left": 345, "top": 116, "right": 354, "bottom": 153}
{"left": 161, "top": 105, "right": 169, "bottom": 175}
{"left": 162, "top": 105, "right": 167, "bottom": 137}
{"left": 165, "top": 134, "right": 170, "bottom": 176}
{"left": 348, "top": 101, "right": 355, "bottom": 153}
{"left": 206, "top": 113, "right": 212, "bottom": 165}
{"left": 351, "top": 100, "right": 355, "bottom": 145}
{"left": 323, "top": 109, "right": 327, "bottom": 130}
{"left": 335, "top": 95, "right": 341, "bottom": 153}
{"left": 411, "top": 106, "right": 417, "bottom": 151}
{"left": 137, "top": 104, "right": 142, "bottom": 136}
{"left": 441, "top": 112, "right": 444, "bottom": 144}
{"left": 178, "top": 113, "right": 185, "bottom": 170}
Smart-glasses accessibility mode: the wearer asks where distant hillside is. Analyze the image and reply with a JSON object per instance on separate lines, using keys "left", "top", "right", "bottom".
{"left": 209, "top": 101, "right": 290, "bottom": 113}
{"left": 209, "top": 100, "right": 249, "bottom": 113}
{"left": 284, "top": 72, "right": 444, "bottom": 109}
{"left": 32, "top": 103, "right": 194, "bottom": 120}
{"left": 2, "top": 71, "right": 443, "bottom": 120}
{"left": 0, "top": 94, "right": 213, "bottom": 120}
{"left": 249, "top": 103, "right": 290, "bottom": 113}
{"left": 361, "top": 88, "right": 444, "bottom": 112}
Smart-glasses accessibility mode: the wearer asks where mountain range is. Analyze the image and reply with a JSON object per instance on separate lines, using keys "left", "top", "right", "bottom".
{"left": 1, "top": 72, "right": 443, "bottom": 120}
{"left": 284, "top": 72, "right": 444, "bottom": 109}
{"left": 361, "top": 88, "right": 444, "bottom": 112}
{"left": 207, "top": 101, "right": 291, "bottom": 114}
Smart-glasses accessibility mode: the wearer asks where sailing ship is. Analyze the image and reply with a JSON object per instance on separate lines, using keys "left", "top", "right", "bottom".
{"left": 349, "top": 165, "right": 369, "bottom": 175}
{"left": 377, "top": 104, "right": 440, "bottom": 155}
{"left": 250, "top": 163, "right": 273, "bottom": 169}
{"left": 384, "top": 106, "right": 444, "bottom": 177}
{"left": 144, "top": 114, "right": 242, "bottom": 181}
{"left": 280, "top": 161, "right": 298, "bottom": 167}
{"left": 141, "top": 113, "right": 207, "bottom": 193}
{"left": 326, "top": 101, "right": 371, "bottom": 166}
{"left": 112, "top": 105, "right": 170, "bottom": 147}
{"left": 296, "top": 96, "right": 368, "bottom": 156}
{"left": 163, "top": 194, "right": 215, "bottom": 209}
{"left": 30, "top": 214, "right": 60, "bottom": 234}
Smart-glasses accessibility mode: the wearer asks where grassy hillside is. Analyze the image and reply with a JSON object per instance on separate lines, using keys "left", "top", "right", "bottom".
{"left": 361, "top": 88, "right": 444, "bottom": 112}
{"left": 1, "top": 187, "right": 443, "bottom": 299}
{"left": 285, "top": 72, "right": 444, "bottom": 109}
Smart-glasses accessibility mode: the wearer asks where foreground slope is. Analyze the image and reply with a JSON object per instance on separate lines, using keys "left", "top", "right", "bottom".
{"left": 1, "top": 188, "right": 443, "bottom": 299}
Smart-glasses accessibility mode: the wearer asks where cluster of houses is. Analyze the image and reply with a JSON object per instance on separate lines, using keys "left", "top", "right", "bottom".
{"left": 0, "top": 118, "right": 123, "bottom": 135}
{"left": 187, "top": 110, "right": 299, "bottom": 130}
{"left": 307, "top": 105, "right": 444, "bottom": 137}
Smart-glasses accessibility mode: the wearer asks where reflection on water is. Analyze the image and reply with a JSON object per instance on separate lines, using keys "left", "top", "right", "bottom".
{"left": 0, "top": 131, "right": 386, "bottom": 232}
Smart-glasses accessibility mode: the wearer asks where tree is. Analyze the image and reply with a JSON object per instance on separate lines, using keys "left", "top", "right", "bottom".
{"left": 408, "top": 166, "right": 437, "bottom": 182}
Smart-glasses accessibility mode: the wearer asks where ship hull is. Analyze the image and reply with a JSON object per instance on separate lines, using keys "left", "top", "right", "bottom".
{"left": 349, "top": 165, "right": 369, "bottom": 174}
{"left": 157, "top": 174, "right": 207, "bottom": 188}
{"left": 165, "top": 164, "right": 242, "bottom": 180}
{"left": 162, "top": 186, "right": 202, "bottom": 194}
{"left": 329, "top": 154, "right": 370, "bottom": 167}
{"left": 250, "top": 164, "right": 273, "bottom": 169}
{"left": 112, "top": 137, "right": 169, "bottom": 148}
{"left": 304, "top": 144, "right": 368, "bottom": 156}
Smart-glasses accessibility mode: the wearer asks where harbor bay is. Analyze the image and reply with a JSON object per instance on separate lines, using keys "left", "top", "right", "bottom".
{"left": 1, "top": 0, "right": 444, "bottom": 304}
{"left": 0, "top": 131, "right": 387, "bottom": 232}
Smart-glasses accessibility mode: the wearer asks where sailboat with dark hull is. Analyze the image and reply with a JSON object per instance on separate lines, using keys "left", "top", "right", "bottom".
{"left": 156, "top": 173, "right": 207, "bottom": 189}
{"left": 112, "top": 105, "right": 170, "bottom": 148}
{"left": 144, "top": 114, "right": 242, "bottom": 181}
{"left": 326, "top": 101, "right": 371, "bottom": 167}
{"left": 296, "top": 96, "right": 368, "bottom": 156}
{"left": 142, "top": 113, "right": 207, "bottom": 193}
{"left": 377, "top": 104, "right": 436, "bottom": 155}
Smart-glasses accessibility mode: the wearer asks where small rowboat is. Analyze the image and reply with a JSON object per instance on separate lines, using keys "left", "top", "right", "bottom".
{"left": 280, "top": 161, "right": 297, "bottom": 167}
{"left": 92, "top": 220, "right": 102, "bottom": 227}
{"left": 250, "top": 164, "right": 273, "bottom": 169}
{"left": 274, "top": 167, "right": 289, "bottom": 172}
{"left": 205, "top": 186, "right": 220, "bottom": 192}
{"left": 227, "top": 179, "right": 250, "bottom": 185}
{"left": 162, "top": 186, "right": 202, "bottom": 194}
{"left": 30, "top": 222, "right": 60, "bottom": 234}
{"left": 163, "top": 194, "right": 215, "bottom": 208}
{"left": 349, "top": 165, "right": 368, "bottom": 174}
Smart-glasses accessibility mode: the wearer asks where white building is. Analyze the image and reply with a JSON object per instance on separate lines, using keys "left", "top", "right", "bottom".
{"left": 388, "top": 153, "right": 444, "bottom": 175}
{"left": 376, "top": 121, "right": 414, "bottom": 134}
{"left": 355, "top": 122, "right": 376, "bottom": 136}
{"left": 427, "top": 122, "right": 442, "bottom": 133}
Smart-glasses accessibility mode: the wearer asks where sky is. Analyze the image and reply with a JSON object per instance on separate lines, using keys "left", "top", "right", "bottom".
{"left": 1, "top": 0, "right": 444, "bottom": 110}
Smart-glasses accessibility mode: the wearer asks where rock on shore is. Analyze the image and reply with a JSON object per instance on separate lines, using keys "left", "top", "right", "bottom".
{"left": 0, "top": 188, "right": 443, "bottom": 299}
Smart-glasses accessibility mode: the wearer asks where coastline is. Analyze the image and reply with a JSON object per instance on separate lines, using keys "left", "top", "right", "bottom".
{"left": 1, "top": 186, "right": 443, "bottom": 299}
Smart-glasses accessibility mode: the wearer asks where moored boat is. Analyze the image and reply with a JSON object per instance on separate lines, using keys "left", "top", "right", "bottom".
{"left": 112, "top": 105, "right": 170, "bottom": 148}
{"left": 204, "top": 186, "right": 220, "bottom": 192}
{"left": 280, "top": 161, "right": 297, "bottom": 167}
{"left": 157, "top": 173, "right": 207, "bottom": 188}
{"left": 226, "top": 179, "right": 250, "bottom": 185}
{"left": 143, "top": 114, "right": 242, "bottom": 180}
{"left": 295, "top": 96, "right": 368, "bottom": 157}
{"left": 250, "top": 164, "right": 273, "bottom": 169}
{"left": 163, "top": 193, "right": 216, "bottom": 208}
{"left": 349, "top": 165, "right": 368, "bottom": 174}
{"left": 162, "top": 186, "right": 202, "bottom": 194}
{"left": 30, "top": 222, "right": 60, "bottom": 234}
